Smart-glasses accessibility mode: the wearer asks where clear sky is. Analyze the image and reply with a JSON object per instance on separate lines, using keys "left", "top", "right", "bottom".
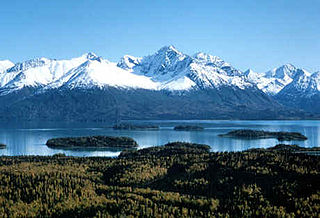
{"left": 0, "top": 0, "right": 319, "bottom": 72}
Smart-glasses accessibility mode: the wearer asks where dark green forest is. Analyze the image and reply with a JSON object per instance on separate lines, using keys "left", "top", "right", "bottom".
{"left": 0, "top": 142, "right": 319, "bottom": 217}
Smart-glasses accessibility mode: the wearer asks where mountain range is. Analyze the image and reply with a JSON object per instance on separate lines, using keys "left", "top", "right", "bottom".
{"left": 0, "top": 46, "right": 318, "bottom": 121}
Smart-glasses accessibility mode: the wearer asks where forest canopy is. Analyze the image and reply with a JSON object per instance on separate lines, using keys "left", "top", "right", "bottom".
{"left": 0, "top": 142, "right": 319, "bottom": 217}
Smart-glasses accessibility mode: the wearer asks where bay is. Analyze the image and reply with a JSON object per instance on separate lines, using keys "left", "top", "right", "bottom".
{"left": 0, "top": 120, "right": 319, "bottom": 157}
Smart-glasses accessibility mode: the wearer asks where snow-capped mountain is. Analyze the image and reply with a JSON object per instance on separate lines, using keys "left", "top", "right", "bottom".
{"left": 118, "top": 46, "right": 195, "bottom": 90}
{"left": 265, "top": 63, "right": 298, "bottom": 79}
{"left": 0, "top": 53, "right": 101, "bottom": 94}
{"left": 0, "top": 46, "right": 254, "bottom": 94}
{"left": 117, "top": 46, "right": 253, "bottom": 91}
{"left": 128, "top": 46, "right": 192, "bottom": 81}
{"left": 117, "top": 55, "right": 142, "bottom": 70}
{"left": 244, "top": 64, "right": 309, "bottom": 95}
{"left": 189, "top": 52, "right": 250, "bottom": 89}
{"left": 0, "top": 46, "right": 317, "bottom": 121}
{"left": 192, "top": 52, "right": 242, "bottom": 77}
{"left": 1, "top": 48, "right": 316, "bottom": 97}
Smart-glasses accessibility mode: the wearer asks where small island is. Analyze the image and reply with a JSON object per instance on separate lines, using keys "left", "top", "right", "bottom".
{"left": 0, "top": 143, "right": 6, "bottom": 149}
{"left": 113, "top": 123, "right": 159, "bottom": 130}
{"left": 268, "top": 144, "right": 320, "bottom": 152}
{"left": 46, "top": 136, "right": 138, "bottom": 148}
{"left": 246, "top": 144, "right": 320, "bottom": 155}
{"left": 120, "top": 141, "right": 210, "bottom": 158}
{"left": 219, "top": 129, "right": 307, "bottom": 141}
{"left": 173, "top": 125, "right": 204, "bottom": 131}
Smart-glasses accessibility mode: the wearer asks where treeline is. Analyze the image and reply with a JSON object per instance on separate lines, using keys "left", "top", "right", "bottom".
{"left": 0, "top": 142, "right": 319, "bottom": 217}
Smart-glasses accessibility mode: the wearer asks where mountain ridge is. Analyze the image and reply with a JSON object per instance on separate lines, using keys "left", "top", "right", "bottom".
{"left": 1, "top": 45, "right": 258, "bottom": 93}
{"left": 0, "top": 45, "right": 319, "bottom": 121}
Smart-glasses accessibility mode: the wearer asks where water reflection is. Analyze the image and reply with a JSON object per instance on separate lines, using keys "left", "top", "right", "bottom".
{"left": 0, "top": 120, "right": 319, "bottom": 157}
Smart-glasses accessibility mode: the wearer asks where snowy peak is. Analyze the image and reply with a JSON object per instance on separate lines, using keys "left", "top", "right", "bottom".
{"left": 7, "top": 58, "right": 51, "bottom": 73}
{"left": 58, "top": 60, "right": 102, "bottom": 89}
{"left": 152, "top": 45, "right": 188, "bottom": 65}
{"left": 193, "top": 52, "right": 229, "bottom": 68}
{"left": 0, "top": 60, "right": 14, "bottom": 72}
{"left": 127, "top": 46, "right": 248, "bottom": 90}
{"left": 244, "top": 69, "right": 256, "bottom": 77}
{"left": 245, "top": 64, "right": 313, "bottom": 95}
{"left": 0, "top": 58, "right": 52, "bottom": 90}
{"left": 291, "top": 70, "right": 319, "bottom": 92}
{"left": 81, "top": 52, "right": 103, "bottom": 62}
{"left": 117, "top": 55, "right": 142, "bottom": 70}
{"left": 0, "top": 54, "right": 104, "bottom": 93}
{"left": 193, "top": 52, "right": 242, "bottom": 77}
{"left": 133, "top": 45, "right": 192, "bottom": 80}
{"left": 244, "top": 69, "right": 261, "bottom": 82}
{"left": 124, "top": 46, "right": 250, "bottom": 90}
{"left": 265, "top": 64, "right": 297, "bottom": 79}
{"left": 157, "top": 45, "right": 182, "bottom": 56}
{"left": 276, "top": 68, "right": 320, "bottom": 99}
{"left": 1, "top": 58, "right": 53, "bottom": 91}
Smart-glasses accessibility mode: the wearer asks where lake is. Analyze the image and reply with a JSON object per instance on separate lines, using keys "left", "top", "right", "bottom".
{"left": 0, "top": 120, "right": 319, "bottom": 157}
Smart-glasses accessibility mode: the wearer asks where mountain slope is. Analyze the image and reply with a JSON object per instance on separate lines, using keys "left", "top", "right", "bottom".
{"left": 0, "top": 87, "right": 306, "bottom": 122}
{"left": 45, "top": 59, "right": 158, "bottom": 90}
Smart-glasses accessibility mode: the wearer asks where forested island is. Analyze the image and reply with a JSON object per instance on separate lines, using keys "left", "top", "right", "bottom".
{"left": 0, "top": 142, "right": 319, "bottom": 217}
{"left": 219, "top": 129, "right": 308, "bottom": 141}
{"left": 0, "top": 143, "right": 6, "bottom": 149}
{"left": 46, "top": 136, "right": 138, "bottom": 148}
{"left": 173, "top": 125, "right": 204, "bottom": 131}
{"left": 113, "top": 123, "right": 159, "bottom": 130}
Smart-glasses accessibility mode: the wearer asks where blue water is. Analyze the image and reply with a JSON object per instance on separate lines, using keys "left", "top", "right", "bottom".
{"left": 0, "top": 120, "right": 319, "bottom": 157}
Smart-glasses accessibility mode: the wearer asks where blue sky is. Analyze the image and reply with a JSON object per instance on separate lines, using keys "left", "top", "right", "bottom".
{"left": 0, "top": 0, "right": 319, "bottom": 72}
